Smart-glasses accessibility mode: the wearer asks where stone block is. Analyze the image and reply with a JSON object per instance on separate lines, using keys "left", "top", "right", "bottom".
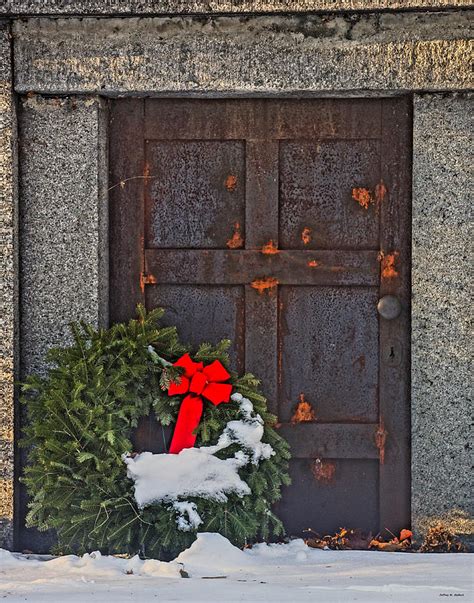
{"left": 412, "top": 92, "right": 473, "bottom": 533}
{"left": 2, "top": 1, "right": 472, "bottom": 16}
{"left": 0, "top": 21, "right": 16, "bottom": 550}
{"left": 13, "top": 12, "right": 473, "bottom": 94}
{"left": 20, "top": 96, "right": 108, "bottom": 377}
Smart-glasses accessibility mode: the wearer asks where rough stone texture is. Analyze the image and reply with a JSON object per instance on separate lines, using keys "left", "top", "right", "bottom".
{"left": 13, "top": 12, "right": 473, "bottom": 95}
{"left": 0, "top": 21, "right": 17, "bottom": 550}
{"left": 2, "top": 0, "right": 472, "bottom": 15}
{"left": 412, "top": 93, "right": 473, "bottom": 534}
{"left": 20, "top": 96, "right": 108, "bottom": 378}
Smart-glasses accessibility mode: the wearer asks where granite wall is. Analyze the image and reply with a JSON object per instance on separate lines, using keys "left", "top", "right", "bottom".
{"left": 0, "top": 21, "right": 17, "bottom": 550}
{"left": 412, "top": 93, "right": 473, "bottom": 534}
{"left": 19, "top": 96, "right": 109, "bottom": 378}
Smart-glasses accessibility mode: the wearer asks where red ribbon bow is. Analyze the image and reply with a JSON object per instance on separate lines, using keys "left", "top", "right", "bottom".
{"left": 167, "top": 353, "right": 232, "bottom": 454}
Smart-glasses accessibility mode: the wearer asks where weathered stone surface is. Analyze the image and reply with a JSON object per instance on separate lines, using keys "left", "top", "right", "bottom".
{"left": 2, "top": 1, "right": 472, "bottom": 16}
{"left": 13, "top": 12, "right": 473, "bottom": 94}
{"left": 412, "top": 93, "right": 473, "bottom": 533}
{"left": 0, "top": 21, "right": 16, "bottom": 550}
{"left": 20, "top": 96, "right": 108, "bottom": 378}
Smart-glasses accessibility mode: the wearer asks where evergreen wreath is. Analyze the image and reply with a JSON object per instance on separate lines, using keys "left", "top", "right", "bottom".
{"left": 21, "top": 306, "right": 291, "bottom": 559}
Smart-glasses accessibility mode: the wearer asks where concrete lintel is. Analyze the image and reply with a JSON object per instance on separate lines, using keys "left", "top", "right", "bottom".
{"left": 1, "top": 0, "right": 473, "bottom": 17}
{"left": 13, "top": 11, "right": 473, "bottom": 95}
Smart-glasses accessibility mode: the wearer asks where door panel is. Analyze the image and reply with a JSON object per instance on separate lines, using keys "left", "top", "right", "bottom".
{"left": 283, "top": 458, "right": 380, "bottom": 536}
{"left": 146, "top": 285, "right": 245, "bottom": 372}
{"left": 145, "top": 140, "right": 245, "bottom": 249}
{"left": 279, "top": 286, "right": 379, "bottom": 423}
{"left": 279, "top": 140, "right": 381, "bottom": 249}
{"left": 109, "top": 97, "right": 412, "bottom": 537}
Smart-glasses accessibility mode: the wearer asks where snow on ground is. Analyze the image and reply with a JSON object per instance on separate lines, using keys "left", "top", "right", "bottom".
{"left": 1, "top": 533, "right": 472, "bottom": 602}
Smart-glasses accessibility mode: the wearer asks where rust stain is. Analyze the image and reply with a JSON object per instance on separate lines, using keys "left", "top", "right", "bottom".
{"left": 380, "top": 251, "right": 400, "bottom": 279}
{"left": 330, "top": 266, "right": 345, "bottom": 272}
{"left": 139, "top": 271, "right": 157, "bottom": 294}
{"left": 301, "top": 227, "right": 312, "bottom": 245}
{"left": 353, "top": 355, "right": 366, "bottom": 372}
{"left": 352, "top": 187, "right": 372, "bottom": 210}
{"left": 307, "top": 259, "right": 319, "bottom": 268}
{"left": 375, "top": 180, "right": 387, "bottom": 203}
{"left": 291, "top": 393, "right": 316, "bottom": 424}
{"left": 261, "top": 240, "right": 279, "bottom": 255}
{"left": 250, "top": 277, "right": 279, "bottom": 295}
{"left": 375, "top": 421, "right": 388, "bottom": 465}
{"left": 143, "top": 161, "right": 151, "bottom": 185}
{"left": 312, "top": 459, "right": 336, "bottom": 484}
{"left": 225, "top": 174, "right": 238, "bottom": 192}
{"left": 278, "top": 299, "right": 283, "bottom": 387}
{"left": 226, "top": 222, "right": 244, "bottom": 249}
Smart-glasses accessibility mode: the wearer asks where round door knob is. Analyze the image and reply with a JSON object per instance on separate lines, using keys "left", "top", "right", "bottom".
{"left": 377, "top": 295, "right": 402, "bottom": 320}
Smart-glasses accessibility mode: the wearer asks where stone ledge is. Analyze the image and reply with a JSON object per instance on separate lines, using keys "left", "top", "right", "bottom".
{"left": 2, "top": 0, "right": 472, "bottom": 16}
{"left": 13, "top": 12, "right": 474, "bottom": 94}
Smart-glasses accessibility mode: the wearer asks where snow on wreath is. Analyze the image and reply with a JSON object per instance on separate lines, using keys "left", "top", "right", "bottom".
{"left": 21, "top": 306, "right": 291, "bottom": 559}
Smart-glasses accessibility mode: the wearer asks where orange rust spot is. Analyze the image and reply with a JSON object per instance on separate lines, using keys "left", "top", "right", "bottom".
{"left": 312, "top": 459, "right": 336, "bottom": 484}
{"left": 226, "top": 222, "right": 244, "bottom": 249}
{"left": 375, "top": 180, "right": 387, "bottom": 203}
{"left": 307, "top": 259, "right": 319, "bottom": 268}
{"left": 225, "top": 174, "right": 238, "bottom": 192}
{"left": 352, "top": 187, "right": 372, "bottom": 210}
{"left": 261, "top": 240, "right": 279, "bottom": 255}
{"left": 375, "top": 421, "right": 388, "bottom": 465}
{"left": 143, "top": 161, "right": 151, "bottom": 185}
{"left": 301, "top": 227, "right": 312, "bottom": 245}
{"left": 380, "top": 251, "right": 400, "bottom": 279}
{"left": 139, "top": 271, "right": 157, "bottom": 294}
{"left": 250, "top": 277, "right": 279, "bottom": 295}
{"left": 291, "top": 394, "right": 316, "bottom": 424}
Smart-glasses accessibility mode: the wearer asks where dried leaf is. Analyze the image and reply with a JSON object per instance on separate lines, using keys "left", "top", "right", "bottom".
{"left": 369, "top": 539, "right": 406, "bottom": 552}
{"left": 419, "top": 523, "right": 466, "bottom": 553}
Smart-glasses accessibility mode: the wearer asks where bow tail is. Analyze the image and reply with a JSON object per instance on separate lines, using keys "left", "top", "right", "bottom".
{"left": 169, "top": 394, "right": 204, "bottom": 454}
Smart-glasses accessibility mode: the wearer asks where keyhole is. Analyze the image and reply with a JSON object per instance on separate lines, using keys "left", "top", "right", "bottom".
{"left": 389, "top": 346, "right": 395, "bottom": 359}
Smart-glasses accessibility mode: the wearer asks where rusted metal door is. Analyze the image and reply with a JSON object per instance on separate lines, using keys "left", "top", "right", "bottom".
{"left": 109, "top": 98, "right": 411, "bottom": 537}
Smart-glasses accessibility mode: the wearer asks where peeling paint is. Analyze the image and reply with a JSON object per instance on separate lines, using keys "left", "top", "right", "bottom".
{"left": 261, "top": 240, "right": 279, "bottom": 255}
{"left": 307, "top": 259, "right": 319, "bottom": 267}
{"left": 352, "top": 187, "right": 372, "bottom": 209}
{"left": 375, "top": 421, "right": 388, "bottom": 465}
{"left": 139, "top": 271, "right": 157, "bottom": 293}
{"left": 291, "top": 393, "right": 316, "bottom": 424}
{"left": 380, "top": 251, "right": 400, "bottom": 279}
{"left": 225, "top": 174, "right": 237, "bottom": 192}
{"left": 226, "top": 222, "right": 244, "bottom": 249}
{"left": 301, "top": 227, "right": 312, "bottom": 245}
{"left": 312, "top": 458, "right": 336, "bottom": 484}
{"left": 250, "top": 276, "right": 279, "bottom": 295}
